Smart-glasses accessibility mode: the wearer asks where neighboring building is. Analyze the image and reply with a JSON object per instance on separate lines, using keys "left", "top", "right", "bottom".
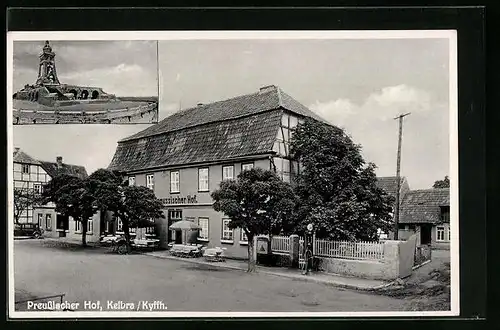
{"left": 108, "top": 85, "right": 326, "bottom": 258}
{"left": 399, "top": 188, "right": 450, "bottom": 249}
{"left": 13, "top": 148, "right": 102, "bottom": 242}
{"left": 376, "top": 176, "right": 450, "bottom": 249}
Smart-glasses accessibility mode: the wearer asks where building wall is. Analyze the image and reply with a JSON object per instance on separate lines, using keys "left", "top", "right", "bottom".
{"left": 431, "top": 222, "right": 451, "bottom": 250}
{"left": 128, "top": 157, "right": 271, "bottom": 259}
{"left": 13, "top": 162, "right": 51, "bottom": 223}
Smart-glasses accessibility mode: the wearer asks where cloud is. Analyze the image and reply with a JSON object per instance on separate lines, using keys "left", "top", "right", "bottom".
{"left": 309, "top": 84, "right": 449, "bottom": 189}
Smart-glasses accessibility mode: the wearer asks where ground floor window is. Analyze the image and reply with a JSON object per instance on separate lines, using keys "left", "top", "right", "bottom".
{"left": 37, "top": 214, "right": 43, "bottom": 227}
{"left": 45, "top": 214, "right": 52, "bottom": 230}
{"left": 198, "top": 217, "right": 209, "bottom": 240}
{"left": 117, "top": 219, "right": 123, "bottom": 233}
{"left": 448, "top": 226, "right": 451, "bottom": 241}
{"left": 75, "top": 220, "right": 81, "bottom": 233}
{"left": 240, "top": 228, "right": 248, "bottom": 243}
{"left": 436, "top": 226, "right": 445, "bottom": 241}
{"left": 221, "top": 219, "right": 233, "bottom": 242}
{"left": 87, "top": 219, "right": 93, "bottom": 234}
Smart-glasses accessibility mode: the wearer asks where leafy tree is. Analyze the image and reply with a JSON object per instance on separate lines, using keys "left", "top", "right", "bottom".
{"left": 13, "top": 188, "right": 43, "bottom": 224}
{"left": 289, "top": 118, "right": 394, "bottom": 241}
{"left": 89, "top": 169, "right": 164, "bottom": 252}
{"left": 211, "top": 168, "right": 297, "bottom": 272}
{"left": 433, "top": 176, "right": 450, "bottom": 188}
{"left": 42, "top": 174, "right": 97, "bottom": 247}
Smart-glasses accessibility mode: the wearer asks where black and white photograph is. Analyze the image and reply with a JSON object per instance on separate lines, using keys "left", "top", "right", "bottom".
{"left": 8, "top": 31, "right": 458, "bottom": 318}
{"left": 12, "top": 40, "right": 159, "bottom": 124}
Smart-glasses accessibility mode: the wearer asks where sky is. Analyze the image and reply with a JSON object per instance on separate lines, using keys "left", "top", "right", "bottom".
{"left": 12, "top": 40, "right": 158, "bottom": 97}
{"left": 13, "top": 37, "right": 451, "bottom": 189}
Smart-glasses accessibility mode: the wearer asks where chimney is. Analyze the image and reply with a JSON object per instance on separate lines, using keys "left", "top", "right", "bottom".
{"left": 56, "top": 156, "right": 63, "bottom": 168}
{"left": 259, "top": 85, "right": 277, "bottom": 94}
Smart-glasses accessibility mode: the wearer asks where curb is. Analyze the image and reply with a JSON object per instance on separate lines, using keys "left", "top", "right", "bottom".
{"left": 143, "top": 252, "right": 382, "bottom": 291}
{"left": 412, "top": 259, "right": 432, "bottom": 270}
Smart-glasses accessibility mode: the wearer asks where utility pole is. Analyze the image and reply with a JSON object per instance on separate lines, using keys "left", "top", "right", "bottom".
{"left": 393, "top": 112, "right": 411, "bottom": 240}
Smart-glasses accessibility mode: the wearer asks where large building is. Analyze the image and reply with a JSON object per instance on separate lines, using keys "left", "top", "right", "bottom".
{"left": 108, "top": 85, "right": 326, "bottom": 258}
{"left": 376, "top": 176, "right": 450, "bottom": 249}
{"left": 13, "top": 148, "right": 102, "bottom": 242}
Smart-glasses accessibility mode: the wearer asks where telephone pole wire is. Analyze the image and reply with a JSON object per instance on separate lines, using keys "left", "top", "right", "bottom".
{"left": 393, "top": 112, "right": 411, "bottom": 240}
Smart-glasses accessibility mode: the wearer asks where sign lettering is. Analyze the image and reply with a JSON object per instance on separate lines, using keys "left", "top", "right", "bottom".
{"left": 161, "top": 195, "right": 198, "bottom": 206}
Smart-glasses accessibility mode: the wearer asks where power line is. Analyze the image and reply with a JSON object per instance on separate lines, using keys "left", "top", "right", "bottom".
{"left": 393, "top": 112, "right": 411, "bottom": 240}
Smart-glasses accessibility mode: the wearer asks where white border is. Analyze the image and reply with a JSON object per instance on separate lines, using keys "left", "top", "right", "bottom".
{"left": 7, "top": 30, "right": 459, "bottom": 319}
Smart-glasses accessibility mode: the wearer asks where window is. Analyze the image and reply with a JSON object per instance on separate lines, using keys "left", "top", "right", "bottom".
{"left": 448, "top": 226, "right": 451, "bottom": 241}
{"left": 117, "top": 219, "right": 123, "bottom": 232}
{"left": 45, "top": 214, "right": 51, "bottom": 230}
{"left": 22, "top": 164, "right": 29, "bottom": 174}
{"left": 198, "top": 168, "right": 209, "bottom": 192}
{"left": 128, "top": 176, "right": 136, "bottom": 186}
{"left": 242, "top": 163, "right": 254, "bottom": 171}
{"left": 146, "top": 174, "right": 154, "bottom": 190}
{"left": 37, "top": 214, "right": 43, "bottom": 227}
{"left": 168, "top": 210, "right": 182, "bottom": 221}
{"left": 273, "top": 157, "right": 291, "bottom": 183}
{"left": 240, "top": 228, "right": 248, "bottom": 243}
{"left": 170, "top": 171, "right": 180, "bottom": 193}
{"left": 198, "top": 217, "right": 209, "bottom": 240}
{"left": 75, "top": 220, "right": 81, "bottom": 233}
{"left": 436, "top": 226, "right": 445, "bottom": 242}
{"left": 222, "top": 165, "right": 234, "bottom": 180}
{"left": 221, "top": 219, "right": 233, "bottom": 242}
{"left": 33, "top": 183, "right": 42, "bottom": 194}
{"left": 441, "top": 207, "right": 450, "bottom": 222}
{"left": 87, "top": 219, "right": 93, "bottom": 234}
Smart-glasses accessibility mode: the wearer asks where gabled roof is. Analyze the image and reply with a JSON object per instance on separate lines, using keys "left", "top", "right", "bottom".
{"left": 108, "top": 110, "right": 281, "bottom": 172}
{"left": 399, "top": 188, "right": 450, "bottom": 224}
{"left": 13, "top": 148, "right": 42, "bottom": 165}
{"left": 39, "top": 161, "right": 88, "bottom": 179}
{"left": 120, "top": 85, "right": 326, "bottom": 142}
{"left": 376, "top": 176, "right": 407, "bottom": 199}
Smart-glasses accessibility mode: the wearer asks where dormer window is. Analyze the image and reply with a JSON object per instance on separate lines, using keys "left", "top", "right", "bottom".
{"left": 440, "top": 206, "right": 450, "bottom": 222}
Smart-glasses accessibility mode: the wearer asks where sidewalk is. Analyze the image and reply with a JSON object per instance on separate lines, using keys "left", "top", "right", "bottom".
{"left": 143, "top": 250, "right": 391, "bottom": 291}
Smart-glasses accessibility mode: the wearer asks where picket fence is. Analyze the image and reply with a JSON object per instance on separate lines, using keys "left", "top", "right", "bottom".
{"left": 314, "top": 239, "right": 385, "bottom": 261}
{"left": 271, "top": 235, "right": 290, "bottom": 254}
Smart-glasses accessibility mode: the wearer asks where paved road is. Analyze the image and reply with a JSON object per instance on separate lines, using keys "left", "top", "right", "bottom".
{"left": 13, "top": 239, "right": 410, "bottom": 312}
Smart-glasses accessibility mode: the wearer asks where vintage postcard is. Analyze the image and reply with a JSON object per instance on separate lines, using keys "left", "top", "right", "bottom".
{"left": 11, "top": 39, "right": 159, "bottom": 124}
{"left": 8, "top": 30, "right": 458, "bottom": 318}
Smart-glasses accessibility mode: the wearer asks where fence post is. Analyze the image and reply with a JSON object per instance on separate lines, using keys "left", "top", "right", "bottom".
{"left": 289, "top": 235, "right": 299, "bottom": 268}
{"left": 312, "top": 232, "right": 316, "bottom": 255}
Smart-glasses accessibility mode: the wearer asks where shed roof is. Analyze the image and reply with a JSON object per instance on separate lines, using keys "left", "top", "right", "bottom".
{"left": 399, "top": 188, "right": 450, "bottom": 224}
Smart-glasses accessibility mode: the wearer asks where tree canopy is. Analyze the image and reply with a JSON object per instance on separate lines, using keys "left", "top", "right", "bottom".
{"left": 289, "top": 118, "right": 394, "bottom": 241}
{"left": 13, "top": 188, "right": 43, "bottom": 224}
{"left": 433, "top": 176, "right": 450, "bottom": 188}
{"left": 211, "top": 168, "right": 297, "bottom": 271}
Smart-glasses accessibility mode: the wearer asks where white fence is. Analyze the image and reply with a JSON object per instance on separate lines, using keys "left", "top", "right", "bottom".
{"left": 314, "top": 239, "right": 385, "bottom": 261}
{"left": 271, "top": 235, "right": 290, "bottom": 254}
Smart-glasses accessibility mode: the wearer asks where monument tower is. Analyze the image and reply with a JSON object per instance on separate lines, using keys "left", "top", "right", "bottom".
{"left": 36, "top": 41, "right": 61, "bottom": 86}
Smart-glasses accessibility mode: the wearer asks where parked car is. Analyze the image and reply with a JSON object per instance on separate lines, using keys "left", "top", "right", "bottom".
{"left": 14, "top": 223, "right": 44, "bottom": 238}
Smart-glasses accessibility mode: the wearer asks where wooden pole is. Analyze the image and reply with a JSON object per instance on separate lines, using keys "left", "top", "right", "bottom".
{"left": 393, "top": 112, "right": 411, "bottom": 240}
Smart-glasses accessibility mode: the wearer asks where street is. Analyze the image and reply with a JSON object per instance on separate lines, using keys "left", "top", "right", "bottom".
{"left": 14, "top": 239, "right": 412, "bottom": 312}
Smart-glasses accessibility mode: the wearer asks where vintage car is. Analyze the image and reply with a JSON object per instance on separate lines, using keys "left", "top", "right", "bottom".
{"left": 14, "top": 223, "right": 44, "bottom": 238}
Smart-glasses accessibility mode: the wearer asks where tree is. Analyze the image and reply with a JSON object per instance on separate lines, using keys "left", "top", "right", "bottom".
{"left": 433, "top": 176, "right": 450, "bottom": 188}
{"left": 89, "top": 169, "right": 164, "bottom": 252}
{"left": 13, "top": 188, "right": 43, "bottom": 224}
{"left": 289, "top": 118, "right": 394, "bottom": 241}
{"left": 42, "top": 174, "right": 97, "bottom": 247}
{"left": 211, "top": 168, "right": 297, "bottom": 272}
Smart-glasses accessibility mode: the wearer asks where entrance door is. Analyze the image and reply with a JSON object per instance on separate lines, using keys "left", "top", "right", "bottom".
{"left": 174, "top": 231, "right": 183, "bottom": 244}
{"left": 167, "top": 209, "right": 182, "bottom": 242}
{"left": 56, "top": 214, "right": 69, "bottom": 237}
{"left": 420, "top": 224, "right": 432, "bottom": 245}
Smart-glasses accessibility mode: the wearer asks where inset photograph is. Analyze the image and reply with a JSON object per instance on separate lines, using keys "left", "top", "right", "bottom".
{"left": 12, "top": 40, "right": 159, "bottom": 124}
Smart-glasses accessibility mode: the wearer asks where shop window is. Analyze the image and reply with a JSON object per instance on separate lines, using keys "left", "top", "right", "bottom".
{"left": 221, "top": 219, "right": 233, "bottom": 242}
{"left": 128, "top": 176, "right": 136, "bottom": 186}
{"left": 436, "top": 226, "right": 445, "bottom": 242}
{"left": 170, "top": 171, "right": 180, "bottom": 193}
{"left": 198, "top": 217, "right": 209, "bottom": 240}
{"left": 222, "top": 165, "right": 234, "bottom": 180}
{"left": 198, "top": 168, "right": 209, "bottom": 192}
{"left": 45, "top": 214, "right": 52, "bottom": 230}
{"left": 242, "top": 163, "right": 254, "bottom": 171}
{"left": 146, "top": 174, "right": 154, "bottom": 190}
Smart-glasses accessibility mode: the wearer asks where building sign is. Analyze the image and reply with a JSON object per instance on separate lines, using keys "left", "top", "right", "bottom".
{"left": 256, "top": 238, "right": 270, "bottom": 255}
{"left": 161, "top": 195, "right": 198, "bottom": 206}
